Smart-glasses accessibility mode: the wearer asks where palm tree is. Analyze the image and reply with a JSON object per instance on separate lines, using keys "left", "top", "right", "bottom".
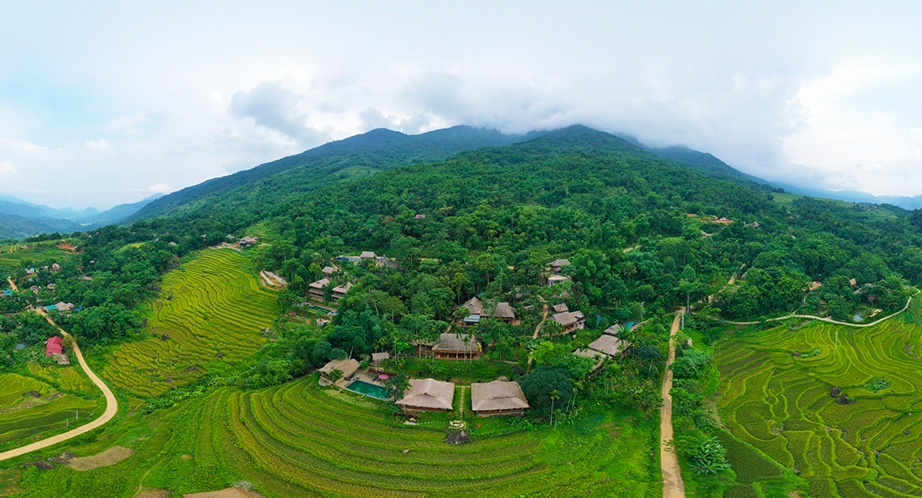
{"left": 549, "top": 389, "right": 560, "bottom": 430}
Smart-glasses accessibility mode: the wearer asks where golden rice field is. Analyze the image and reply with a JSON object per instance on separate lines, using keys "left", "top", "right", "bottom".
{"left": 716, "top": 308, "right": 922, "bottom": 498}
{"left": 102, "top": 248, "right": 278, "bottom": 397}
{"left": 0, "top": 372, "right": 99, "bottom": 451}
{"left": 8, "top": 377, "right": 660, "bottom": 497}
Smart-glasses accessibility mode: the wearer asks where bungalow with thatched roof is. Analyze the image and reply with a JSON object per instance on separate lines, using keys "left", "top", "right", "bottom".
{"left": 552, "top": 303, "right": 569, "bottom": 313}
{"left": 371, "top": 352, "right": 390, "bottom": 367}
{"left": 551, "top": 311, "right": 586, "bottom": 333}
{"left": 396, "top": 378, "right": 455, "bottom": 413}
{"left": 332, "top": 282, "right": 353, "bottom": 301}
{"left": 319, "top": 358, "right": 360, "bottom": 382}
{"left": 588, "top": 334, "right": 628, "bottom": 358}
{"left": 471, "top": 380, "right": 529, "bottom": 417}
{"left": 309, "top": 278, "right": 330, "bottom": 300}
{"left": 53, "top": 353, "right": 70, "bottom": 365}
{"left": 487, "top": 302, "right": 517, "bottom": 323}
{"left": 322, "top": 266, "right": 337, "bottom": 277}
{"left": 432, "top": 333, "right": 482, "bottom": 360}
{"left": 546, "top": 274, "right": 572, "bottom": 286}
{"left": 360, "top": 251, "right": 376, "bottom": 259}
{"left": 548, "top": 258, "right": 571, "bottom": 274}
{"left": 603, "top": 324, "right": 621, "bottom": 336}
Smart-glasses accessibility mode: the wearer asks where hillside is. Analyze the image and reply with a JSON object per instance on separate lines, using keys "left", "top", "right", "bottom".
{"left": 3, "top": 124, "right": 922, "bottom": 497}
{"left": 129, "top": 125, "right": 532, "bottom": 222}
{"left": 0, "top": 213, "right": 78, "bottom": 240}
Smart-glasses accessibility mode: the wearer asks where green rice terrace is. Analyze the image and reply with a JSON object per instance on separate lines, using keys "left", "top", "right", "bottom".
{"left": 0, "top": 372, "right": 99, "bottom": 452}
{"left": 102, "top": 248, "right": 278, "bottom": 396}
{"left": 10, "top": 377, "right": 659, "bottom": 497}
{"left": 715, "top": 302, "right": 922, "bottom": 497}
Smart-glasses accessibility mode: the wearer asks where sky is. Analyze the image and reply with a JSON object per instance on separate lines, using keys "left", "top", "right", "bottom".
{"left": 1, "top": 1, "right": 922, "bottom": 209}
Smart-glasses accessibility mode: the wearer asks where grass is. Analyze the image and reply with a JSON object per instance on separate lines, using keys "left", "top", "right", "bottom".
{"left": 399, "top": 357, "right": 520, "bottom": 384}
{"left": 0, "top": 242, "right": 74, "bottom": 277}
{"left": 3, "top": 376, "right": 660, "bottom": 497}
{"left": 0, "top": 372, "right": 99, "bottom": 452}
{"left": 101, "top": 248, "right": 278, "bottom": 397}
{"left": 715, "top": 300, "right": 922, "bottom": 497}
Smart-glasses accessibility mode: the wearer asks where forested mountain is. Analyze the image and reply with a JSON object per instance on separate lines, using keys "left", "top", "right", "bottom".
{"left": 129, "top": 125, "right": 533, "bottom": 222}
{"left": 0, "top": 193, "right": 162, "bottom": 234}
{"left": 72, "top": 125, "right": 917, "bottom": 332}
{"left": 0, "top": 213, "right": 79, "bottom": 240}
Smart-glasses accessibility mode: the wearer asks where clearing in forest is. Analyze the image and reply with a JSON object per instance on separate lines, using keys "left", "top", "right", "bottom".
{"left": 103, "top": 248, "right": 278, "bottom": 397}
{"left": 716, "top": 303, "right": 922, "bottom": 497}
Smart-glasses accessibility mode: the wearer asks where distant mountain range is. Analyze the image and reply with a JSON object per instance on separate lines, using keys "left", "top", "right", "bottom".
{"left": 0, "top": 194, "right": 164, "bottom": 239}
{"left": 2, "top": 124, "right": 918, "bottom": 240}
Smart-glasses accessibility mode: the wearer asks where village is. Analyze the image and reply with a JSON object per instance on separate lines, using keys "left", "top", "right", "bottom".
{"left": 294, "top": 250, "right": 635, "bottom": 420}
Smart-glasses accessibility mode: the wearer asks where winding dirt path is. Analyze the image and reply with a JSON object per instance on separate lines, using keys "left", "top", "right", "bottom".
{"left": 7, "top": 276, "right": 17, "bottom": 292}
{"left": 660, "top": 310, "right": 686, "bottom": 498}
{"left": 722, "top": 294, "right": 915, "bottom": 329}
{"left": 525, "top": 299, "right": 549, "bottom": 374}
{"left": 0, "top": 310, "right": 118, "bottom": 462}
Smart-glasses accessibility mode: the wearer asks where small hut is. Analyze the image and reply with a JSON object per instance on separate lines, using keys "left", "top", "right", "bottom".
{"left": 319, "top": 358, "right": 360, "bottom": 382}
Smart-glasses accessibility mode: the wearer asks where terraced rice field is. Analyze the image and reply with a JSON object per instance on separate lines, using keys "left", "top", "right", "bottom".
{"left": 7, "top": 377, "right": 659, "bottom": 497}
{"left": 26, "top": 363, "right": 94, "bottom": 394}
{"left": 103, "top": 249, "right": 278, "bottom": 397}
{"left": 0, "top": 372, "right": 99, "bottom": 450}
{"left": 716, "top": 312, "right": 922, "bottom": 497}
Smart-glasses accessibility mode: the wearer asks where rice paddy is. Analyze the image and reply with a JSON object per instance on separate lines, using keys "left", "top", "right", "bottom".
{"left": 102, "top": 248, "right": 278, "bottom": 397}
{"left": 6, "top": 377, "right": 659, "bottom": 497}
{"left": 716, "top": 306, "right": 922, "bottom": 497}
{"left": 0, "top": 373, "right": 99, "bottom": 452}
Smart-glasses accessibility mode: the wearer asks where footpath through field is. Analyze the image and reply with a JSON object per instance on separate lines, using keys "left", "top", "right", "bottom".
{"left": 660, "top": 309, "right": 686, "bottom": 498}
{"left": 0, "top": 309, "right": 118, "bottom": 462}
{"left": 723, "top": 293, "right": 915, "bottom": 328}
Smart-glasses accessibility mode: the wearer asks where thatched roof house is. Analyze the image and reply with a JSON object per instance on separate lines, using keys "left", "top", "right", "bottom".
{"left": 319, "top": 358, "right": 360, "bottom": 381}
{"left": 548, "top": 258, "right": 571, "bottom": 273}
{"left": 322, "top": 266, "right": 337, "bottom": 276}
{"left": 603, "top": 324, "right": 621, "bottom": 336}
{"left": 432, "top": 333, "right": 482, "bottom": 360}
{"left": 309, "top": 278, "right": 330, "bottom": 299}
{"left": 552, "top": 303, "right": 569, "bottom": 313}
{"left": 471, "top": 380, "right": 529, "bottom": 417}
{"left": 371, "top": 352, "right": 390, "bottom": 366}
{"left": 588, "top": 334, "right": 628, "bottom": 357}
{"left": 488, "top": 302, "right": 516, "bottom": 321}
{"left": 360, "top": 251, "right": 376, "bottom": 259}
{"left": 396, "top": 378, "right": 455, "bottom": 413}
{"left": 332, "top": 282, "right": 353, "bottom": 301}
{"left": 461, "top": 297, "right": 484, "bottom": 316}
{"left": 551, "top": 311, "right": 586, "bottom": 333}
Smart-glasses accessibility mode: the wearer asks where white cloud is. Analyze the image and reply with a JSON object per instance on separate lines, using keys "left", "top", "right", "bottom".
{"left": 105, "top": 114, "right": 148, "bottom": 136}
{"left": 0, "top": 137, "right": 65, "bottom": 160}
{"left": 85, "top": 139, "right": 114, "bottom": 153}
{"left": 0, "top": 161, "right": 19, "bottom": 176}
{"left": 148, "top": 183, "right": 172, "bottom": 194}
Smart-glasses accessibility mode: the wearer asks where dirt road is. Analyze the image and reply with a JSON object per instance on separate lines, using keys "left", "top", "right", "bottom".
{"left": 723, "top": 294, "right": 915, "bottom": 329}
{"left": 0, "top": 311, "right": 118, "bottom": 462}
{"left": 7, "top": 276, "right": 17, "bottom": 291}
{"left": 525, "top": 301, "right": 550, "bottom": 373}
{"left": 660, "top": 310, "right": 686, "bottom": 498}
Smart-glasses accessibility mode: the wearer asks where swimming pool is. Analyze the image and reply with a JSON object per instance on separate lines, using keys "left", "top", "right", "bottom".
{"left": 346, "top": 380, "right": 389, "bottom": 400}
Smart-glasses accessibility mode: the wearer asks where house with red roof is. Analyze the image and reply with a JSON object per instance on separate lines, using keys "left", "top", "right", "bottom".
{"left": 45, "top": 336, "right": 63, "bottom": 357}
